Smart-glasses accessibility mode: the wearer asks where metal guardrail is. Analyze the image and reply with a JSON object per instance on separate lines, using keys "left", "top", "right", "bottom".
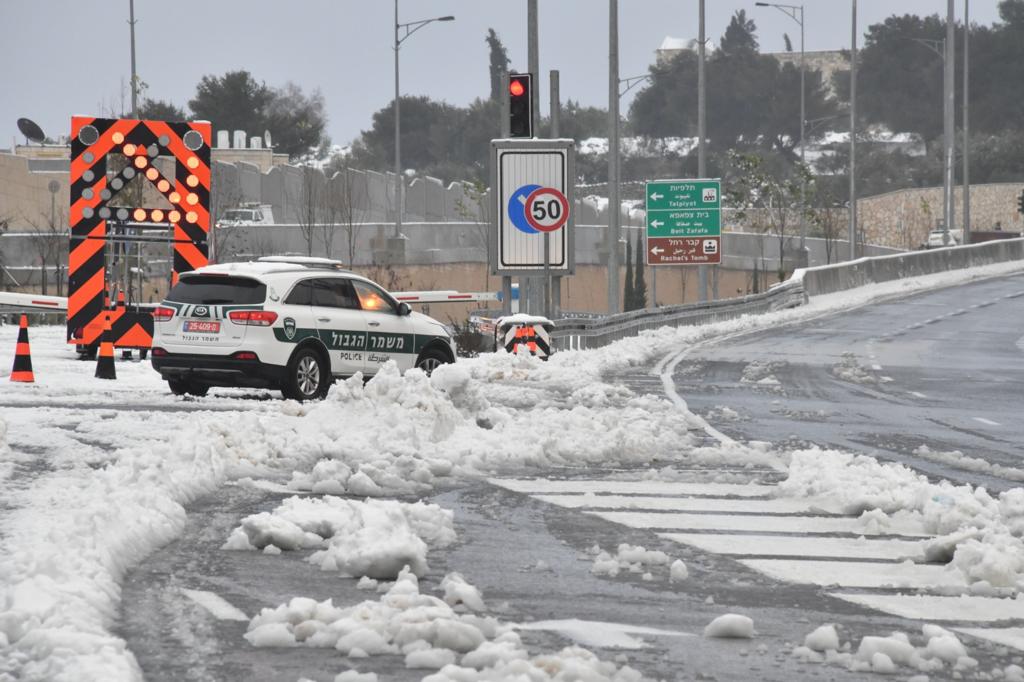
{"left": 547, "top": 237, "right": 1024, "bottom": 352}
{"left": 550, "top": 282, "right": 806, "bottom": 350}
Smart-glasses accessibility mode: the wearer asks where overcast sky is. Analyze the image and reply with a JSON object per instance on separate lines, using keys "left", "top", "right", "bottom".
{"left": 1, "top": 1, "right": 1001, "bottom": 150}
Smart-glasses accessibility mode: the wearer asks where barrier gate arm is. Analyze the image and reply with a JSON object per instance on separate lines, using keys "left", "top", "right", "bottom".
{"left": 0, "top": 290, "right": 499, "bottom": 314}
{"left": 0, "top": 292, "right": 68, "bottom": 314}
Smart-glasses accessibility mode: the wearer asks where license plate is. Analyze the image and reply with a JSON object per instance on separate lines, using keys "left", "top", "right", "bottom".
{"left": 183, "top": 320, "right": 220, "bottom": 333}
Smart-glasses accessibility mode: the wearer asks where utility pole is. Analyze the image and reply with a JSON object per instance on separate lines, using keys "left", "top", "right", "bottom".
{"left": 943, "top": 0, "right": 956, "bottom": 240}
{"left": 698, "top": 0, "right": 708, "bottom": 302}
{"left": 963, "top": 0, "right": 971, "bottom": 243}
{"left": 394, "top": 0, "right": 402, "bottom": 239}
{"left": 128, "top": 0, "right": 138, "bottom": 119}
{"left": 607, "top": 0, "right": 620, "bottom": 314}
{"left": 550, "top": 69, "right": 561, "bottom": 319}
{"left": 527, "top": 0, "right": 540, "bottom": 315}
{"left": 849, "top": 0, "right": 857, "bottom": 261}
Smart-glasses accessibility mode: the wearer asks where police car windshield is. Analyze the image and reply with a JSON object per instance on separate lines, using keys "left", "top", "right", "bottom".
{"left": 167, "top": 275, "right": 266, "bottom": 305}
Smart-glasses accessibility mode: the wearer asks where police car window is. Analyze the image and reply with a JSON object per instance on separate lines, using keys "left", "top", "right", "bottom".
{"left": 352, "top": 280, "right": 397, "bottom": 314}
{"left": 167, "top": 275, "right": 266, "bottom": 304}
{"left": 311, "top": 278, "right": 360, "bottom": 309}
{"left": 284, "top": 280, "right": 314, "bottom": 305}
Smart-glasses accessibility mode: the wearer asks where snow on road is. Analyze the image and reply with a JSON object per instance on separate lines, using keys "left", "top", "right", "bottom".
{"left": 2, "top": 258, "right": 1024, "bottom": 680}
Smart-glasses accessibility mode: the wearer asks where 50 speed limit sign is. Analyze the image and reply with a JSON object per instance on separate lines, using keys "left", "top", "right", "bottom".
{"left": 524, "top": 187, "right": 569, "bottom": 233}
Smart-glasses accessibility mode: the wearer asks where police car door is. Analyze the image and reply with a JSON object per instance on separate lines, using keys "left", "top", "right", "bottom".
{"left": 310, "top": 278, "right": 367, "bottom": 377}
{"left": 276, "top": 278, "right": 320, "bottom": 366}
{"left": 351, "top": 279, "right": 416, "bottom": 373}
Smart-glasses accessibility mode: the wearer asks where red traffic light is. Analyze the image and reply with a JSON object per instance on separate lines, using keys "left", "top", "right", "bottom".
{"left": 509, "top": 79, "right": 526, "bottom": 97}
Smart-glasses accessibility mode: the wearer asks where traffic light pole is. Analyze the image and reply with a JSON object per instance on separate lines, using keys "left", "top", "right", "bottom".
{"left": 607, "top": 0, "right": 621, "bottom": 315}
{"left": 547, "top": 70, "right": 561, "bottom": 320}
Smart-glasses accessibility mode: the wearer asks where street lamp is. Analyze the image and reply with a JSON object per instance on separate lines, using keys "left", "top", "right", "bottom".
{"left": 393, "top": 2, "right": 454, "bottom": 238}
{"left": 755, "top": 2, "right": 806, "bottom": 262}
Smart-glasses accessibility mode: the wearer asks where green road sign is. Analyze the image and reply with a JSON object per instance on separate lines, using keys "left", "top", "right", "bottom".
{"left": 646, "top": 179, "right": 722, "bottom": 264}
{"left": 647, "top": 210, "right": 719, "bottom": 237}
{"left": 646, "top": 180, "right": 721, "bottom": 211}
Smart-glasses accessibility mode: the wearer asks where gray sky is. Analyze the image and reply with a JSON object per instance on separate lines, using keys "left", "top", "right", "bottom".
{"left": 1, "top": 1, "right": 1001, "bottom": 149}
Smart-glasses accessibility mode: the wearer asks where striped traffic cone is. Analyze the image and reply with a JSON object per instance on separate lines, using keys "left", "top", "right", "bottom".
{"left": 10, "top": 314, "right": 35, "bottom": 383}
{"left": 95, "top": 313, "right": 117, "bottom": 380}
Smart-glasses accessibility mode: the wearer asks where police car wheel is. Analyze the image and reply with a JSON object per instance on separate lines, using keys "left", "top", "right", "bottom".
{"left": 415, "top": 349, "right": 449, "bottom": 376}
{"left": 283, "top": 347, "right": 329, "bottom": 401}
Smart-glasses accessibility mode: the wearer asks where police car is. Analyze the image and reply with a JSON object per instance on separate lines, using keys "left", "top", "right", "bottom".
{"left": 150, "top": 257, "right": 456, "bottom": 400}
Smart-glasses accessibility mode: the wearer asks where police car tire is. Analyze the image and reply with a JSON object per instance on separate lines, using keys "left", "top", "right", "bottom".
{"left": 283, "top": 347, "right": 330, "bottom": 401}
{"left": 415, "top": 348, "right": 450, "bottom": 376}
{"left": 168, "top": 379, "right": 208, "bottom": 397}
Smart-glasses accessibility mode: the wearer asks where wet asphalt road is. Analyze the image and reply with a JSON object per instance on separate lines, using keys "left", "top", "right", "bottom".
{"left": 117, "top": 272, "right": 1024, "bottom": 681}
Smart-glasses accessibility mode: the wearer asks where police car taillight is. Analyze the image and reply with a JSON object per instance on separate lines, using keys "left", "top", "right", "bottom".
{"left": 153, "top": 307, "right": 175, "bottom": 322}
{"left": 228, "top": 310, "right": 278, "bottom": 326}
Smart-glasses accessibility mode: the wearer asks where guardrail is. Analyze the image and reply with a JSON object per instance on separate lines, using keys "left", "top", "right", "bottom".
{"left": 550, "top": 237, "right": 1024, "bottom": 351}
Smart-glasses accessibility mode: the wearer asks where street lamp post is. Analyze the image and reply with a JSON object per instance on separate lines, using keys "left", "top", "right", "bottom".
{"left": 756, "top": 2, "right": 806, "bottom": 263}
{"left": 393, "top": 2, "right": 454, "bottom": 238}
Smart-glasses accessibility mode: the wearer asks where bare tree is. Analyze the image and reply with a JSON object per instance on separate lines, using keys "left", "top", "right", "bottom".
{"left": 23, "top": 206, "right": 68, "bottom": 296}
{"left": 210, "top": 163, "right": 246, "bottom": 263}
{"left": 453, "top": 180, "right": 490, "bottom": 289}
{"left": 292, "top": 166, "right": 323, "bottom": 257}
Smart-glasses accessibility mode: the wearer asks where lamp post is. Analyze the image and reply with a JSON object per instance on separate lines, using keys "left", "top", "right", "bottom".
{"left": 756, "top": 2, "right": 806, "bottom": 262}
{"left": 393, "top": 2, "right": 454, "bottom": 238}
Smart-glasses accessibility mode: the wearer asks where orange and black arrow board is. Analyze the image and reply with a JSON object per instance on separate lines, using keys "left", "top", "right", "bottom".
{"left": 67, "top": 116, "right": 211, "bottom": 348}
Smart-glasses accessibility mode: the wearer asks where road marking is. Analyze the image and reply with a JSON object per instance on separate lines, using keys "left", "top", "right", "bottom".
{"left": 536, "top": 493, "right": 842, "bottom": 515}
{"left": 589, "top": 511, "right": 929, "bottom": 536}
{"left": 973, "top": 417, "right": 1001, "bottom": 426}
{"left": 740, "top": 559, "right": 966, "bottom": 589}
{"left": 181, "top": 588, "right": 249, "bottom": 621}
{"left": 490, "top": 479, "right": 774, "bottom": 497}
{"left": 834, "top": 594, "right": 1024, "bottom": 622}
{"left": 663, "top": 533, "right": 926, "bottom": 561}
{"left": 515, "top": 619, "right": 693, "bottom": 650}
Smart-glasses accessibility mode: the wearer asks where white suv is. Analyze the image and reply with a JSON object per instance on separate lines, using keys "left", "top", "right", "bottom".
{"left": 150, "top": 257, "right": 456, "bottom": 400}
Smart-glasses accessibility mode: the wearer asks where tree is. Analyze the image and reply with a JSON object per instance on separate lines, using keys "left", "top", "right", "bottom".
{"left": 188, "top": 71, "right": 326, "bottom": 158}
{"left": 264, "top": 82, "right": 327, "bottom": 159}
{"left": 486, "top": 29, "right": 510, "bottom": 102}
{"left": 783, "top": 33, "right": 793, "bottom": 52}
{"left": 720, "top": 10, "right": 759, "bottom": 56}
{"left": 633, "top": 232, "right": 647, "bottom": 309}
{"left": 623, "top": 236, "right": 635, "bottom": 312}
{"left": 189, "top": 70, "right": 272, "bottom": 139}
{"left": 138, "top": 98, "right": 187, "bottom": 121}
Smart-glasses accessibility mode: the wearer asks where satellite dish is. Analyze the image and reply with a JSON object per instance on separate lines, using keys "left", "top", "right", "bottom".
{"left": 17, "top": 118, "right": 46, "bottom": 144}
{"left": 264, "top": 130, "right": 272, "bottom": 149}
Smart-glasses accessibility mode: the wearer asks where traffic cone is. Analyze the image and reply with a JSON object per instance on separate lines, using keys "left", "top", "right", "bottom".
{"left": 95, "top": 313, "right": 117, "bottom": 380}
{"left": 10, "top": 314, "right": 35, "bottom": 383}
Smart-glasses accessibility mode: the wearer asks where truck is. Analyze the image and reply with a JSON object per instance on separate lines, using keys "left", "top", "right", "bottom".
{"left": 215, "top": 203, "right": 275, "bottom": 228}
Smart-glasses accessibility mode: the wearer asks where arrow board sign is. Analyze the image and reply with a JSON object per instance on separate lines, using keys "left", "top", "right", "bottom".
{"left": 490, "top": 138, "right": 575, "bottom": 275}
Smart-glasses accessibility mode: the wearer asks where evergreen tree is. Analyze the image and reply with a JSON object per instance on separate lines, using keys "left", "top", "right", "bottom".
{"left": 486, "top": 29, "right": 510, "bottom": 102}
{"left": 623, "top": 237, "right": 635, "bottom": 312}
{"left": 633, "top": 233, "right": 647, "bottom": 309}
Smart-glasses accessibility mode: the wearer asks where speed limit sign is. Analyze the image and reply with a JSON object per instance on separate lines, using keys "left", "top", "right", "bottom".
{"left": 524, "top": 187, "right": 569, "bottom": 233}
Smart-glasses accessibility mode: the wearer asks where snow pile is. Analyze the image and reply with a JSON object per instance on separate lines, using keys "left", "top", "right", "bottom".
{"left": 830, "top": 352, "right": 884, "bottom": 385}
{"left": 703, "top": 614, "right": 755, "bottom": 639}
{"left": 223, "top": 495, "right": 455, "bottom": 579}
{"left": 913, "top": 445, "right": 1024, "bottom": 482}
{"left": 793, "top": 624, "right": 978, "bottom": 675}
{"left": 739, "top": 360, "right": 782, "bottom": 387}
{"left": 780, "top": 448, "right": 1024, "bottom": 588}
{"left": 589, "top": 543, "right": 673, "bottom": 580}
{"left": 245, "top": 567, "right": 643, "bottom": 680}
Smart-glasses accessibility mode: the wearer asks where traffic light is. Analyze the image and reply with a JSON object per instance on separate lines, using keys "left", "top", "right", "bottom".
{"left": 509, "top": 73, "right": 533, "bottom": 138}
{"left": 1018, "top": 190, "right": 1024, "bottom": 215}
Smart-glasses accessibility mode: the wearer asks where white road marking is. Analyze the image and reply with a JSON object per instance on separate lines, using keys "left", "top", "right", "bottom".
{"left": 833, "top": 593, "right": 1024, "bottom": 622}
{"left": 740, "top": 559, "right": 966, "bottom": 589}
{"left": 490, "top": 479, "right": 774, "bottom": 497}
{"left": 181, "top": 588, "right": 249, "bottom": 621}
{"left": 515, "top": 619, "right": 693, "bottom": 650}
{"left": 589, "top": 511, "right": 929, "bottom": 536}
{"left": 956, "top": 627, "right": 1024, "bottom": 651}
{"left": 973, "top": 417, "right": 1001, "bottom": 427}
{"left": 663, "top": 533, "right": 926, "bottom": 561}
{"left": 536, "top": 493, "right": 842, "bottom": 515}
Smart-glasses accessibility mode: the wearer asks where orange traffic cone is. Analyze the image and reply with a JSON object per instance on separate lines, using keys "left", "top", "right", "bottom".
{"left": 95, "top": 313, "right": 117, "bottom": 380}
{"left": 10, "top": 314, "right": 35, "bottom": 383}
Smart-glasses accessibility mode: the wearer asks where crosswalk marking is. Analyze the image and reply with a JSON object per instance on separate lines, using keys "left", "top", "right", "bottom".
{"left": 535, "top": 493, "right": 842, "bottom": 515}
{"left": 661, "top": 533, "right": 926, "bottom": 561}
{"left": 834, "top": 593, "right": 1024, "bottom": 622}
{"left": 740, "top": 558, "right": 966, "bottom": 590}
{"left": 492, "top": 474, "right": 1024, "bottom": 653}
{"left": 589, "top": 510, "right": 929, "bottom": 536}
{"left": 490, "top": 479, "right": 774, "bottom": 497}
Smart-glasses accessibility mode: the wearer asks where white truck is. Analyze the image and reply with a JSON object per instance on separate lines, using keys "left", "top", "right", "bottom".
{"left": 215, "top": 203, "right": 275, "bottom": 228}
